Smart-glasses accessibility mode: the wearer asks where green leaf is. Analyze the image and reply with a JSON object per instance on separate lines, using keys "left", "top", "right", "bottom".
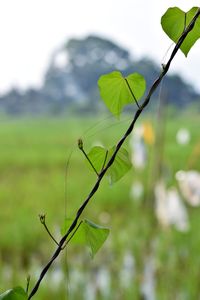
{"left": 61, "top": 218, "right": 86, "bottom": 244}
{"left": 98, "top": 71, "right": 146, "bottom": 117}
{"left": 107, "top": 146, "right": 132, "bottom": 184}
{"left": 161, "top": 7, "right": 200, "bottom": 56}
{"left": 86, "top": 146, "right": 107, "bottom": 173}
{"left": 61, "top": 218, "right": 109, "bottom": 258}
{"left": 0, "top": 287, "right": 27, "bottom": 300}
{"left": 87, "top": 146, "right": 132, "bottom": 183}
{"left": 83, "top": 219, "right": 109, "bottom": 258}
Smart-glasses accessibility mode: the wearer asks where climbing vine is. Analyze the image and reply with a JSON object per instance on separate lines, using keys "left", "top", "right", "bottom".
{"left": 0, "top": 6, "right": 200, "bottom": 300}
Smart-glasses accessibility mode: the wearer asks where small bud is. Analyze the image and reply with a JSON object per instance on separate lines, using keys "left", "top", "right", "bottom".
{"left": 39, "top": 214, "right": 46, "bottom": 224}
{"left": 26, "top": 274, "right": 31, "bottom": 293}
{"left": 78, "top": 138, "right": 83, "bottom": 150}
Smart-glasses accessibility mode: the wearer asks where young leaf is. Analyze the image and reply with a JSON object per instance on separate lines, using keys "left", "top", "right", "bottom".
{"left": 98, "top": 71, "right": 146, "bottom": 117}
{"left": 161, "top": 7, "right": 200, "bottom": 56}
{"left": 87, "top": 146, "right": 132, "bottom": 183}
{"left": 61, "top": 218, "right": 109, "bottom": 258}
{"left": 61, "top": 218, "right": 85, "bottom": 244}
{"left": 0, "top": 287, "right": 27, "bottom": 300}
{"left": 83, "top": 219, "right": 109, "bottom": 258}
{"left": 86, "top": 146, "right": 107, "bottom": 174}
{"left": 107, "top": 147, "right": 132, "bottom": 184}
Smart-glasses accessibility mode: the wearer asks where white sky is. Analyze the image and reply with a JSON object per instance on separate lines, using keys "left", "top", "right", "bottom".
{"left": 0, "top": 0, "right": 200, "bottom": 95}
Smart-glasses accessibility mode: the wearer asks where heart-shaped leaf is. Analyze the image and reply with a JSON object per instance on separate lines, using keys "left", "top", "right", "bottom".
{"left": 0, "top": 287, "right": 27, "bottom": 300}
{"left": 86, "top": 146, "right": 107, "bottom": 173}
{"left": 61, "top": 218, "right": 86, "bottom": 244}
{"left": 83, "top": 219, "right": 109, "bottom": 258}
{"left": 87, "top": 146, "right": 132, "bottom": 183}
{"left": 61, "top": 219, "right": 109, "bottom": 258}
{"left": 98, "top": 71, "right": 146, "bottom": 117}
{"left": 107, "top": 146, "right": 132, "bottom": 184}
{"left": 161, "top": 7, "right": 200, "bottom": 56}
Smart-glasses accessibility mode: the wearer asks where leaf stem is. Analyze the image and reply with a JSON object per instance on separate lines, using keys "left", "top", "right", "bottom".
{"left": 124, "top": 78, "right": 141, "bottom": 108}
{"left": 78, "top": 138, "right": 99, "bottom": 175}
{"left": 39, "top": 214, "right": 59, "bottom": 246}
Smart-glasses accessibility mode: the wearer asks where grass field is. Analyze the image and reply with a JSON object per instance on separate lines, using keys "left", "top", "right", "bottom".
{"left": 0, "top": 111, "right": 200, "bottom": 299}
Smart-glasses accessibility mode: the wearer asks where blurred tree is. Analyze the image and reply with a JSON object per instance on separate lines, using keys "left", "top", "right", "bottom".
{"left": 0, "top": 35, "right": 199, "bottom": 115}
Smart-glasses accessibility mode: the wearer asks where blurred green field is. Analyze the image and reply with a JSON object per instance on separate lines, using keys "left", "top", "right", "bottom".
{"left": 0, "top": 112, "right": 200, "bottom": 299}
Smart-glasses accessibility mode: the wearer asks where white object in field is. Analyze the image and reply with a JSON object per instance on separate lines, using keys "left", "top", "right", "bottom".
{"left": 130, "top": 127, "right": 147, "bottom": 169}
{"left": 85, "top": 266, "right": 111, "bottom": 300}
{"left": 120, "top": 251, "right": 135, "bottom": 289}
{"left": 155, "top": 181, "right": 189, "bottom": 232}
{"left": 70, "top": 267, "right": 88, "bottom": 296}
{"left": 141, "top": 255, "right": 156, "bottom": 300}
{"left": 176, "top": 128, "right": 190, "bottom": 145}
{"left": 176, "top": 170, "right": 200, "bottom": 206}
{"left": 99, "top": 211, "right": 111, "bottom": 224}
{"left": 95, "top": 267, "right": 111, "bottom": 299}
{"left": 48, "top": 268, "right": 64, "bottom": 289}
{"left": 130, "top": 181, "right": 144, "bottom": 200}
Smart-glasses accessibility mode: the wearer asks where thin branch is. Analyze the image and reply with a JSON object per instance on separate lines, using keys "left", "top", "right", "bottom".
{"left": 39, "top": 214, "right": 59, "bottom": 246}
{"left": 78, "top": 138, "right": 99, "bottom": 176}
{"left": 124, "top": 77, "right": 141, "bottom": 108}
{"left": 28, "top": 8, "right": 200, "bottom": 299}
